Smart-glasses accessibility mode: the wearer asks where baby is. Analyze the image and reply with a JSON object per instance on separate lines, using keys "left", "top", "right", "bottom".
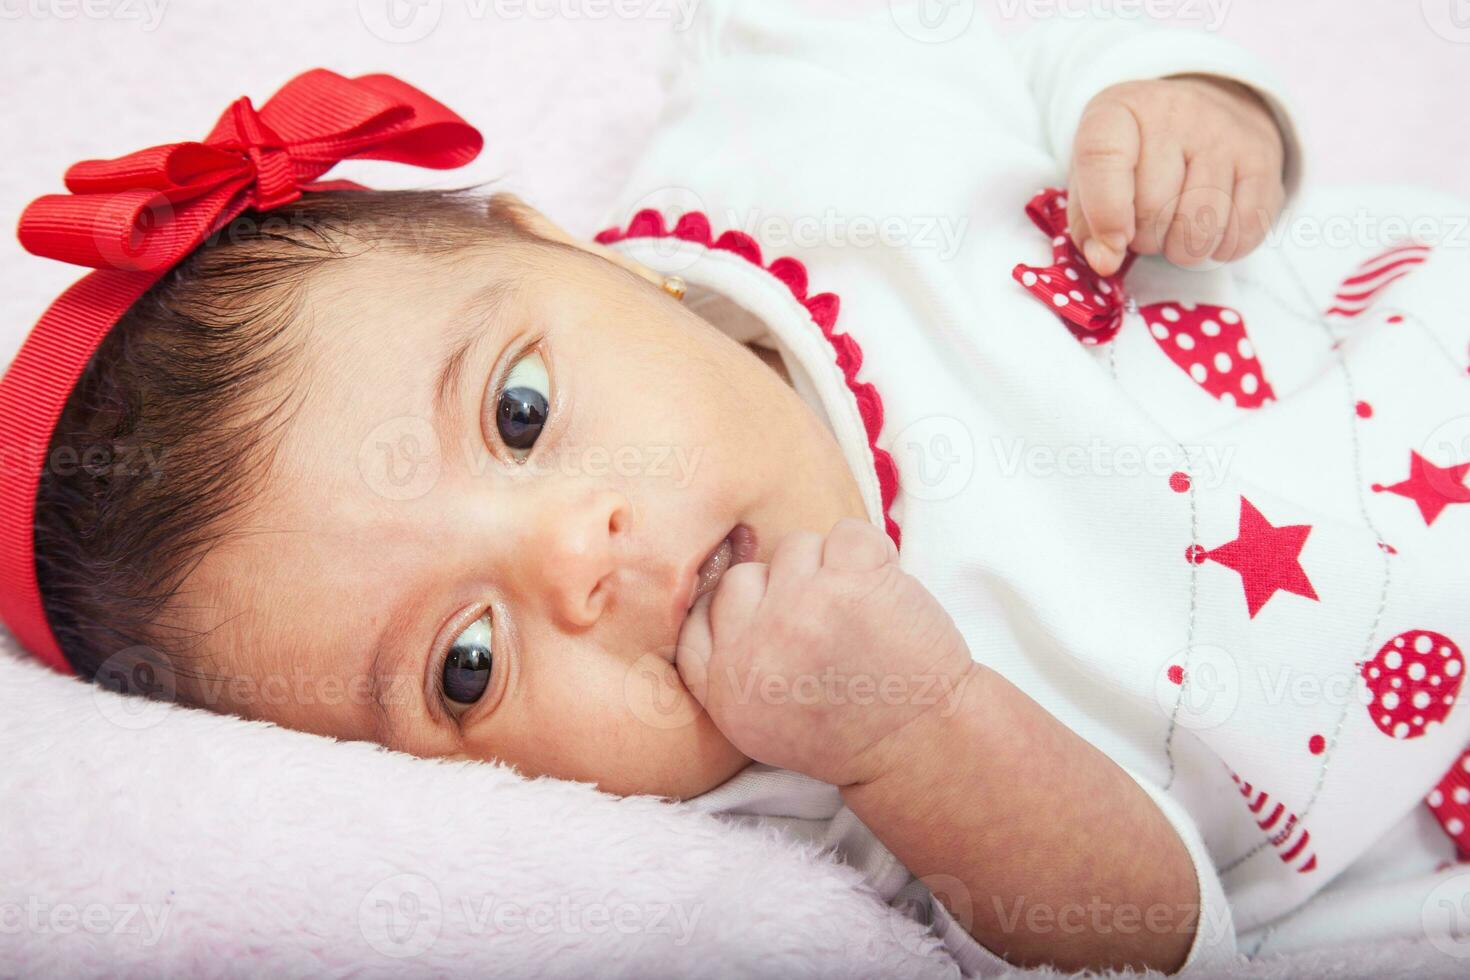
{"left": 7, "top": 2, "right": 1470, "bottom": 976}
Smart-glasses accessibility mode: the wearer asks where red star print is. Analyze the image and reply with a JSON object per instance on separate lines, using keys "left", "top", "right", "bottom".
{"left": 1372, "top": 451, "right": 1470, "bottom": 525}
{"left": 1198, "top": 497, "right": 1319, "bottom": 618}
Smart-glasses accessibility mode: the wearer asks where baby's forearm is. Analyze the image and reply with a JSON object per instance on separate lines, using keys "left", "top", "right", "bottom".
{"left": 840, "top": 663, "right": 1198, "bottom": 974}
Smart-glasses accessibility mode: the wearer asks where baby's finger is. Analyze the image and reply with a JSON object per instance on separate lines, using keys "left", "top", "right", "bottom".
{"left": 1209, "top": 184, "right": 1244, "bottom": 264}
{"left": 1065, "top": 186, "right": 1092, "bottom": 258}
{"left": 707, "top": 560, "right": 770, "bottom": 645}
{"left": 1071, "top": 99, "right": 1141, "bottom": 275}
{"left": 766, "top": 529, "right": 824, "bottom": 597}
{"left": 1131, "top": 140, "right": 1187, "bottom": 256}
{"left": 1215, "top": 170, "right": 1281, "bottom": 262}
{"left": 674, "top": 592, "right": 714, "bottom": 705}
{"left": 1165, "top": 159, "right": 1232, "bottom": 268}
{"left": 821, "top": 517, "right": 891, "bottom": 573}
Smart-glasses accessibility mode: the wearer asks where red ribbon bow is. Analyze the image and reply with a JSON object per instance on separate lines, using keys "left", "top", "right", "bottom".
{"left": 1012, "top": 188, "right": 1276, "bottom": 410}
{"left": 17, "top": 68, "right": 483, "bottom": 273}
{"left": 1012, "top": 189, "right": 1135, "bottom": 345}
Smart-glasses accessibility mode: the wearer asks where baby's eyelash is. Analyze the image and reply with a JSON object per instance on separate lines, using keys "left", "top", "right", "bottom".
{"left": 492, "top": 335, "right": 547, "bottom": 403}
{"left": 488, "top": 347, "right": 519, "bottom": 412}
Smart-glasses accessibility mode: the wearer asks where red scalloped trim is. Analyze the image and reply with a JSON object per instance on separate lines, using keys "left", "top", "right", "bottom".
{"left": 597, "top": 209, "right": 901, "bottom": 548}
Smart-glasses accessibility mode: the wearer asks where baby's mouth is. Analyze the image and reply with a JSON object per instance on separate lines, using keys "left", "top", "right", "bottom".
{"left": 689, "top": 523, "right": 758, "bottom": 608}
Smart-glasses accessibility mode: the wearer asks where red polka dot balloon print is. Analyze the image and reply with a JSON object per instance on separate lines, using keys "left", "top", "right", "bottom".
{"left": 1361, "top": 630, "right": 1463, "bottom": 740}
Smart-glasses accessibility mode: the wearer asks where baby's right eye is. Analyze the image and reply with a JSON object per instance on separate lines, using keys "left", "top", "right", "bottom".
{"left": 441, "top": 613, "right": 493, "bottom": 706}
{"left": 495, "top": 349, "right": 550, "bottom": 458}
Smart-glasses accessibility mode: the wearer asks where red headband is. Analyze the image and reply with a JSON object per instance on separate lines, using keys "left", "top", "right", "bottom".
{"left": 0, "top": 69, "right": 483, "bottom": 674}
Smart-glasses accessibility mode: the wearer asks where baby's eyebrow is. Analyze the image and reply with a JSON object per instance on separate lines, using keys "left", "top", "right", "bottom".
{"left": 360, "top": 279, "right": 519, "bottom": 744}
{"left": 366, "top": 596, "right": 422, "bottom": 746}
{"left": 432, "top": 279, "right": 520, "bottom": 426}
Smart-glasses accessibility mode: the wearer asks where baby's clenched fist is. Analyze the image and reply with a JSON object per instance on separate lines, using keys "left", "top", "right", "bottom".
{"left": 674, "top": 518, "right": 975, "bottom": 788}
{"left": 1068, "top": 74, "right": 1287, "bottom": 275}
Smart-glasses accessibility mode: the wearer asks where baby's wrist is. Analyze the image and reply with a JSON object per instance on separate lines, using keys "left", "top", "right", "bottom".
{"left": 837, "top": 659, "right": 992, "bottom": 793}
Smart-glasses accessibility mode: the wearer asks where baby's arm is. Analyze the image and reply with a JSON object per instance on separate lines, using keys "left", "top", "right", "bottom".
{"left": 676, "top": 520, "right": 1207, "bottom": 974}
{"left": 840, "top": 662, "right": 1199, "bottom": 974}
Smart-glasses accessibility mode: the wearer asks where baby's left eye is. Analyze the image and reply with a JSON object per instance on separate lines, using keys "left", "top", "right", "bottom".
{"left": 496, "top": 350, "right": 550, "bottom": 458}
{"left": 442, "top": 613, "right": 493, "bottom": 706}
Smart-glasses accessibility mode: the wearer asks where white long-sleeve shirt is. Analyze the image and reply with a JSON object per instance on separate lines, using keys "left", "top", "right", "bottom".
{"left": 601, "top": 2, "right": 1470, "bottom": 973}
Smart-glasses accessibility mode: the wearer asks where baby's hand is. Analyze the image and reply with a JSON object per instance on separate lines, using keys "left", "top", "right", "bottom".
{"left": 674, "top": 518, "right": 975, "bottom": 788}
{"left": 1068, "top": 75, "right": 1286, "bottom": 276}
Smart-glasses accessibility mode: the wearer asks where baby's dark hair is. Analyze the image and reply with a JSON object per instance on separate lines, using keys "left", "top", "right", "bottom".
{"left": 35, "top": 188, "right": 537, "bottom": 687}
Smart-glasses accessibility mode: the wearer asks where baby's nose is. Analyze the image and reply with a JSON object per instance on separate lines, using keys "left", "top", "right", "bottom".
{"left": 532, "top": 488, "right": 630, "bottom": 630}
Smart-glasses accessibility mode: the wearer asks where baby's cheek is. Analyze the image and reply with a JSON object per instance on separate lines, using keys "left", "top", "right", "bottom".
{"left": 462, "top": 652, "right": 743, "bottom": 798}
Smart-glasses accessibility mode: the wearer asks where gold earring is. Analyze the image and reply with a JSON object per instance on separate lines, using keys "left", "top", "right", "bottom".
{"left": 661, "top": 275, "right": 687, "bottom": 301}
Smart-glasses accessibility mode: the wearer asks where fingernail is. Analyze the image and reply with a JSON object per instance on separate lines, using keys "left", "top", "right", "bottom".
{"left": 1083, "top": 238, "right": 1113, "bottom": 273}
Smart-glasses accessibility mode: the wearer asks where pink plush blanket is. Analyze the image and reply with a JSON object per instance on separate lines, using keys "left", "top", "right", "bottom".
{"left": 0, "top": 639, "right": 959, "bottom": 976}
{"left": 8, "top": 634, "right": 1468, "bottom": 977}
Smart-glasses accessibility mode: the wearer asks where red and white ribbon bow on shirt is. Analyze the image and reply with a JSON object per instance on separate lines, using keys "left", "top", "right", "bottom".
{"left": 1012, "top": 188, "right": 1276, "bottom": 410}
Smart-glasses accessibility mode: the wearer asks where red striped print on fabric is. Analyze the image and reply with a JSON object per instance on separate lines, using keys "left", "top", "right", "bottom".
{"left": 1324, "top": 243, "right": 1432, "bottom": 319}
{"left": 1232, "top": 773, "right": 1319, "bottom": 874}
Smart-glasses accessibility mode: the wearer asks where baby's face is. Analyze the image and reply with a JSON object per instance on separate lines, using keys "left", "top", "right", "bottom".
{"left": 177, "top": 228, "right": 866, "bottom": 798}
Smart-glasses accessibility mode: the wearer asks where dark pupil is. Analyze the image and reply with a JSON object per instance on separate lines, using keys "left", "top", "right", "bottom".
{"left": 443, "top": 643, "right": 492, "bottom": 704}
{"left": 497, "top": 386, "right": 548, "bottom": 450}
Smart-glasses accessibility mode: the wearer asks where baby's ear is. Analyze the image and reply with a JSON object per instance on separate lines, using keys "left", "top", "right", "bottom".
{"left": 487, "top": 192, "right": 663, "bottom": 288}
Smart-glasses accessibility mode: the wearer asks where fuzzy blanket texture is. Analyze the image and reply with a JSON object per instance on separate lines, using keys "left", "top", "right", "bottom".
{"left": 3, "top": 1, "right": 1468, "bottom": 976}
